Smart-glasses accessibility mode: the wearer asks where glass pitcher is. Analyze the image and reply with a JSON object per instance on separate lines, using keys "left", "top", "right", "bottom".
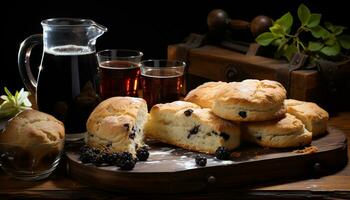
{"left": 18, "top": 18, "right": 107, "bottom": 141}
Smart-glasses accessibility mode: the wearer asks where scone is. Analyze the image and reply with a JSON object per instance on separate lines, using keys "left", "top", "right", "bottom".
{"left": 0, "top": 109, "right": 65, "bottom": 144}
{"left": 242, "top": 113, "right": 312, "bottom": 148}
{"left": 184, "top": 81, "right": 228, "bottom": 108}
{"left": 0, "top": 109, "right": 65, "bottom": 170}
{"left": 212, "top": 79, "right": 287, "bottom": 121}
{"left": 284, "top": 99, "right": 329, "bottom": 137}
{"left": 86, "top": 97, "right": 148, "bottom": 156}
{"left": 144, "top": 101, "right": 240, "bottom": 154}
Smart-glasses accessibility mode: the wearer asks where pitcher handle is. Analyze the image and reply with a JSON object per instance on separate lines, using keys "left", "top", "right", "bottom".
{"left": 18, "top": 34, "right": 43, "bottom": 94}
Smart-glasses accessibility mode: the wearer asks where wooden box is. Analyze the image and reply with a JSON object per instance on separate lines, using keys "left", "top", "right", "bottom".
{"left": 168, "top": 43, "right": 322, "bottom": 102}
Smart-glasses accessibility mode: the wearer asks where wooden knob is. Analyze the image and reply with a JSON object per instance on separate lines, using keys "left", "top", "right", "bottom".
{"left": 208, "top": 9, "right": 251, "bottom": 31}
{"left": 207, "top": 9, "right": 273, "bottom": 37}
{"left": 207, "top": 9, "right": 229, "bottom": 31}
{"left": 250, "top": 15, "right": 273, "bottom": 37}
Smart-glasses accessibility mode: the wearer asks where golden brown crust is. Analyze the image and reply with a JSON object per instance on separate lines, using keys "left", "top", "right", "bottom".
{"left": 284, "top": 99, "right": 329, "bottom": 137}
{"left": 211, "top": 79, "right": 287, "bottom": 122}
{"left": 242, "top": 114, "right": 312, "bottom": 148}
{"left": 0, "top": 109, "right": 65, "bottom": 145}
{"left": 86, "top": 97, "right": 148, "bottom": 154}
{"left": 184, "top": 81, "right": 228, "bottom": 108}
{"left": 217, "top": 80, "right": 287, "bottom": 110}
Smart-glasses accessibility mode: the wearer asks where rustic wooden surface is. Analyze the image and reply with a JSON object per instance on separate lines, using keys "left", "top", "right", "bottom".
{"left": 0, "top": 112, "right": 349, "bottom": 199}
{"left": 65, "top": 126, "right": 346, "bottom": 193}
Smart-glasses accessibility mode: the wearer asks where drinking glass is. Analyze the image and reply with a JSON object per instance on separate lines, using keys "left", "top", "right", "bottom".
{"left": 97, "top": 49, "right": 143, "bottom": 99}
{"left": 140, "top": 59, "right": 185, "bottom": 108}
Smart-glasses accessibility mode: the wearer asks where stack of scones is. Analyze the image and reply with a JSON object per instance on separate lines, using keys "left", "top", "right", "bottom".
{"left": 145, "top": 79, "right": 329, "bottom": 151}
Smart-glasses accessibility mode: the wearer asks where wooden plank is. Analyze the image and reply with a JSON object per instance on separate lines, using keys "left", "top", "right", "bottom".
{"left": 66, "top": 126, "right": 347, "bottom": 193}
{"left": 178, "top": 45, "right": 321, "bottom": 101}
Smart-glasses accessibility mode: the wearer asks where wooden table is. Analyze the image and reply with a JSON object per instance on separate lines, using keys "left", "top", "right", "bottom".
{"left": 1, "top": 112, "right": 349, "bottom": 199}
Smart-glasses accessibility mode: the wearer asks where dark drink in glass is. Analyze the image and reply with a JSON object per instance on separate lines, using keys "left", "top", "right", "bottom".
{"left": 97, "top": 49, "right": 143, "bottom": 99}
{"left": 99, "top": 60, "right": 140, "bottom": 99}
{"left": 140, "top": 60, "right": 185, "bottom": 109}
{"left": 36, "top": 46, "right": 101, "bottom": 137}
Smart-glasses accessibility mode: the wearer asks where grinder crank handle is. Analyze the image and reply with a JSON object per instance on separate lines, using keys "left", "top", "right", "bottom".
{"left": 207, "top": 9, "right": 272, "bottom": 37}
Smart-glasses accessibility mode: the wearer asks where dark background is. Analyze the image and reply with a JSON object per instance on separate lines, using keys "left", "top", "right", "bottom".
{"left": 1, "top": 0, "right": 349, "bottom": 92}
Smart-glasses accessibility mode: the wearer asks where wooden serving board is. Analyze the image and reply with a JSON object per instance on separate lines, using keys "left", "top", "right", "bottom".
{"left": 66, "top": 126, "right": 348, "bottom": 193}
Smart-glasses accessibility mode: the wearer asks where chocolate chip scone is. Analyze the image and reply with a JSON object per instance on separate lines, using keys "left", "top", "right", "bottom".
{"left": 242, "top": 113, "right": 312, "bottom": 148}
{"left": 144, "top": 101, "right": 240, "bottom": 154}
{"left": 212, "top": 79, "right": 287, "bottom": 121}
{"left": 184, "top": 81, "right": 228, "bottom": 108}
{"left": 86, "top": 97, "right": 148, "bottom": 156}
{"left": 284, "top": 99, "right": 329, "bottom": 137}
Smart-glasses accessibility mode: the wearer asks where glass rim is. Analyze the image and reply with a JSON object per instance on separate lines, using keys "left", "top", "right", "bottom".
{"left": 97, "top": 49, "right": 144, "bottom": 59}
{"left": 41, "top": 18, "right": 108, "bottom": 32}
{"left": 140, "top": 59, "right": 186, "bottom": 69}
{"left": 42, "top": 18, "right": 91, "bottom": 27}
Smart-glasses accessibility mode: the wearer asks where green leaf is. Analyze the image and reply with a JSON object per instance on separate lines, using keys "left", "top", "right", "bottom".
{"left": 255, "top": 32, "right": 277, "bottom": 46}
{"left": 310, "top": 25, "right": 330, "bottom": 39}
{"left": 275, "top": 12, "right": 293, "bottom": 33}
{"left": 307, "top": 13, "right": 321, "bottom": 28}
{"left": 307, "top": 41, "right": 324, "bottom": 51}
{"left": 333, "top": 26, "right": 346, "bottom": 35}
{"left": 269, "top": 24, "right": 285, "bottom": 37}
{"left": 325, "top": 38, "right": 336, "bottom": 46}
{"left": 320, "top": 42, "right": 341, "bottom": 56}
{"left": 298, "top": 4, "right": 311, "bottom": 26}
{"left": 324, "top": 22, "right": 334, "bottom": 31}
{"left": 325, "top": 22, "right": 346, "bottom": 35}
{"left": 337, "top": 34, "right": 350, "bottom": 49}
{"left": 284, "top": 44, "right": 299, "bottom": 61}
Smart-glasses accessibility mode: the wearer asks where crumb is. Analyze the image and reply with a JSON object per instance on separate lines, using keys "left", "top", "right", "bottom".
{"left": 293, "top": 146, "right": 319, "bottom": 154}
{"left": 231, "top": 152, "right": 241, "bottom": 158}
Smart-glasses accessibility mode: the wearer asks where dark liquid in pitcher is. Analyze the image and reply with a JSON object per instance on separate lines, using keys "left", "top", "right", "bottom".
{"left": 99, "top": 60, "right": 140, "bottom": 99}
{"left": 141, "top": 69, "right": 183, "bottom": 109}
{"left": 37, "top": 46, "right": 100, "bottom": 134}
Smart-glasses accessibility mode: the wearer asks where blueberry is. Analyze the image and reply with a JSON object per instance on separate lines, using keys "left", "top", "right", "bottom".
{"left": 92, "top": 154, "right": 104, "bottom": 166}
{"left": 215, "top": 147, "right": 230, "bottom": 160}
{"left": 116, "top": 152, "right": 136, "bottom": 170}
{"left": 120, "top": 159, "right": 136, "bottom": 170}
{"left": 136, "top": 147, "right": 149, "bottom": 161}
{"left": 105, "top": 153, "right": 120, "bottom": 165}
{"left": 220, "top": 132, "right": 230, "bottom": 141}
{"left": 187, "top": 125, "right": 200, "bottom": 139}
{"left": 79, "top": 145, "right": 91, "bottom": 154}
{"left": 195, "top": 155, "right": 207, "bottom": 167}
{"left": 184, "top": 109, "right": 193, "bottom": 117}
{"left": 238, "top": 111, "right": 247, "bottom": 118}
{"left": 79, "top": 147, "right": 95, "bottom": 163}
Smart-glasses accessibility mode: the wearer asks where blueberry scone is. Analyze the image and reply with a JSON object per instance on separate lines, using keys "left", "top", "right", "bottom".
{"left": 242, "top": 113, "right": 312, "bottom": 148}
{"left": 212, "top": 79, "right": 287, "bottom": 121}
{"left": 86, "top": 97, "right": 148, "bottom": 156}
{"left": 284, "top": 99, "right": 329, "bottom": 137}
{"left": 144, "top": 101, "right": 240, "bottom": 154}
{"left": 184, "top": 81, "right": 228, "bottom": 108}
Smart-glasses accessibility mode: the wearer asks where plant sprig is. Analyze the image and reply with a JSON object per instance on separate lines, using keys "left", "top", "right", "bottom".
{"left": 256, "top": 4, "right": 350, "bottom": 62}
{"left": 0, "top": 87, "right": 32, "bottom": 119}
